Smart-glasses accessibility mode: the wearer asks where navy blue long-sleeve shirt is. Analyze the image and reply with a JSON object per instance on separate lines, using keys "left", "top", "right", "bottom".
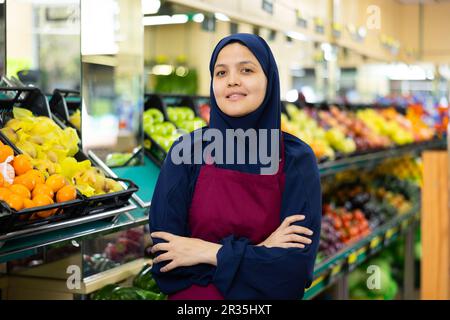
{"left": 149, "top": 132, "right": 322, "bottom": 299}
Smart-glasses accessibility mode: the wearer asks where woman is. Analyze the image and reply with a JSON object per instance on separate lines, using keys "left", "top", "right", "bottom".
{"left": 149, "top": 33, "right": 321, "bottom": 300}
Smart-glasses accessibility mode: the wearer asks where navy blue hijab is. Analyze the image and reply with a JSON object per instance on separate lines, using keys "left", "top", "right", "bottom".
{"left": 208, "top": 33, "right": 281, "bottom": 174}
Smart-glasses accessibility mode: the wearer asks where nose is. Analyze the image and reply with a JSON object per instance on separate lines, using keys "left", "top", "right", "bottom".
{"left": 227, "top": 71, "right": 240, "bottom": 87}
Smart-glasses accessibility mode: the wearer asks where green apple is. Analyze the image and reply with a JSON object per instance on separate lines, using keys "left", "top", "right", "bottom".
{"left": 143, "top": 122, "right": 155, "bottom": 136}
{"left": 153, "top": 122, "right": 176, "bottom": 136}
{"left": 144, "top": 108, "right": 164, "bottom": 124}
{"left": 166, "top": 107, "right": 179, "bottom": 123}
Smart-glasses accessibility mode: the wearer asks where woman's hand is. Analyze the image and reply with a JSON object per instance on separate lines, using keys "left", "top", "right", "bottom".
{"left": 151, "top": 232, "right": 222, "bottom": 272}
{"left": 257, "top": 215, "right": 314, "bottom": 249}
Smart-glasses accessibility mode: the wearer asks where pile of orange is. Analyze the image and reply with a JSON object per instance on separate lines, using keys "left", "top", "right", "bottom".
{"left": 0, "top": 145, "right": 78, "bottom": 219}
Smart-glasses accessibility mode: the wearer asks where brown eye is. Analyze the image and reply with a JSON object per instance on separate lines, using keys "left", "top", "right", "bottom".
{"left": 216, "top": 70, "right": 226, "bottom": 77}
{"left": 242, "top": 68, "right": 253, "bottom": 74}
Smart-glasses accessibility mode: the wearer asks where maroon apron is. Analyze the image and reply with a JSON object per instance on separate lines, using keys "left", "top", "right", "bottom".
{"left": 169, "top": 140, "right": 286, "bottom": 300}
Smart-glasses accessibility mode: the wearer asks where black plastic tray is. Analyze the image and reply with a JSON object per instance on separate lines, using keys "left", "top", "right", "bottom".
{"left": 0, "top": 86, "right": 138, "bottom": 221}
{"left": 48, "top": 89, "right": 81, "bottom": 137}
{"left": 0, "top": 126, "right": 87, "bottom": 235}
{"left": 0, "top": 196, "right": 86, "bottom": 234}
{"left": 0, "top": 86, "right": 51, "bottom": 117}
{"left": 74, "top": 151, "right": 139, "bottom": 215}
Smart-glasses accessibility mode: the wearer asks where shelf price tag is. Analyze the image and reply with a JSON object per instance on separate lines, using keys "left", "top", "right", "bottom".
{"left": 385, "top": 228, "right": 396, "bottom": 240}
{"left": 357, "top": 247, "right": 366, "bottom": 256}
{"left": 331, "top": 264, "right": 342, "bottom": 277}
{"left": 347, "top": 252, "right": 357, "bottom": 270}
{"left": 327, "top": 263, "right": 342, "bottom": 283}
{"left": 384, "top": 227, "right": 397, "bottom": 245}
{"left": 370, "top": 236, "right": 381, "bottom": 249}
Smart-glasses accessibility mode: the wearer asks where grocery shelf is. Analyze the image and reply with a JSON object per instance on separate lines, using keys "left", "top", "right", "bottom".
{"left": 5, "top": 257, "right": 152, "bottom": 297}
{"left": 318, "top": 138, "right": 446, "bottom": 176}
{"left": 303, "top": 204, "right": 420, "bottom": 300}
{"left": 0, "top": 206, "right": 149, "bottom": 263}
{"left": 0, "top": 134, "right": 442, "bottom": 280}
{"left": 88, "top": 151, "right": 160, "bottom": 208}
{"left": 0, "top": 150, "right": 159, "bottom": 263}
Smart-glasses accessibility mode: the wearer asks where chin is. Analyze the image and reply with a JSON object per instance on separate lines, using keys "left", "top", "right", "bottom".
{"left": 221, "top": 107, "right": 251, "bottom": 117}
{"left": 218, "top": 102, "right": 255, "bottom": 117}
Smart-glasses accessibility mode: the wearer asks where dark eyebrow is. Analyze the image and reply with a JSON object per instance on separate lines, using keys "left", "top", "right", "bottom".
{"left": 237, "top": 61, "right": 257, "bottom": 66}
{"left": 214, "top": 61, "right": 257, "bottom": 69}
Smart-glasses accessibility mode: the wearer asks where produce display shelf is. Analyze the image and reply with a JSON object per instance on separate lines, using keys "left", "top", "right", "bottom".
{"left": 303, "top": 205, "right": 419, "bottom": 300}
{"left": 79, "top": 258, "right": 152, "bottom": 295}
{"left": 0, "top": 206, "right": 149, "bottom": 263}
{"left": 0, "top": 134, "right": 442, "bottom": 283}
{"left": 0, "top": 151, "right": 158, "bottom": 264}
{"left": 88, "top": 151, "right": 160, "bottom": 208}
{"left": 5, "top": 257, "right": 152, "bottom": 296}
{"left": 318, "top": 138, "right": 446, "bottom": 176}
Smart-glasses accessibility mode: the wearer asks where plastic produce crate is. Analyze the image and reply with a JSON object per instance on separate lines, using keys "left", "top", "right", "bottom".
{"left": 0, "top": 87, "right": 138, "bottom": 231}
{"left": 48, "top": 89, "right": 81, "bottom": 137}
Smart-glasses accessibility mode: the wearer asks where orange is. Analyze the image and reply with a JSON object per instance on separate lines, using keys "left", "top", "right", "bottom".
{"left": 23, "top": 198, "right": 35, "bottom": 209}
{"left": 9, "top": 184, "right": 31, "bottom": 199}
{"left": 0, "top": 145, "right": 14, "bottom": 162}
{"left": 14, "top": 173, "right": 36, "bottom": 191}
{"left": 0, "top": 187, "right": 12, "bottom": 201}
{"left": 27, "top": 170, "right": 45, "bottom": 185}
{"left": 45, "top": 174, "right": 67, "bottom": 193}
{"left": 56, "top": 185, "right": 77, "bottom": 203}
{"left": 5, "top": 193, "right": 24, "bottom": 211}
{"left": 33, "top": 194, "right": 55, "bottom": 218}
{"left": 20, "top": 198, "right": 36, "bottom": 220}
{"left": 0, "top": 174, "right": 4, "bottom": 187}
{"left": 32, "top": 184, "right": 54, "bottom": 199}
{"left": 12, "top": 154, "right": 33, "bottom": 176}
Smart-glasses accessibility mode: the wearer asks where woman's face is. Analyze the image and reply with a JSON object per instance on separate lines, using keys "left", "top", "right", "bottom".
{"left": 213, "top": 42, "right": 267, "bottom": 117}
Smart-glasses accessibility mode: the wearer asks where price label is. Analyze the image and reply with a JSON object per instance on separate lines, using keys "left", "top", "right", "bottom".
{"left": 357, "top": 247, "right": 366, "bottom": 256}
{"left": 385, "top": 228, "right": 396, "bottom": 240}
{"left": 347, "top": 252, "right": 357, "bottom": 265}
{"left": 370, "top": 236, "right": 381, "bottom": 249}
{"left": 331, "top": 264, "right": 342, "bottom": 276}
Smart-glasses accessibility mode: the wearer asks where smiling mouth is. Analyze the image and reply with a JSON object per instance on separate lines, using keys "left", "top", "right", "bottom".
{"left": 226, "top": 93, "right": 247, "bottom": 100}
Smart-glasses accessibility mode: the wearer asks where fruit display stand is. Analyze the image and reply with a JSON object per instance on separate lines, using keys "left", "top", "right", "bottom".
{"left": 142, "top": 94, "right": 171, "bottom": 166}
{"left": 88, "top": 150, "right": 160, "bottom": 209}
{"left": 2, "top": 224, "right": 152, "bottom": 300}
{"left": 0, "top": 141, "right": 442, "bottom": 299}
{"left": 0, "top": 87, "right": 141, "bottom": 255}
{"left": 4, "top": 260, "right": 149, "bottom": 300}
{"left": 304, "top": 204, "right": 420, "bottom": 299}
{"left": 48, "top": 89, "right": 81, "bottom": 138}
{"left": 143, "top": 93, "right": 207, "bottom": 166}
{"left": 318, "top": 138, "right": 446, "bottom": 177}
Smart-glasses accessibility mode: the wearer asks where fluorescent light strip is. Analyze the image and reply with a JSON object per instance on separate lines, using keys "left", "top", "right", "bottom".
{"left": 143, "top": 14, "right": 188, "bottom": 26}
{"left": 285, "top": 31, "right": 307, "bottom": 41}
{"left": 214, "top": 12, "right": 230, "bottom": 22}
{"left": 193, "top": 13, "right": 205, "bottom": 23}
